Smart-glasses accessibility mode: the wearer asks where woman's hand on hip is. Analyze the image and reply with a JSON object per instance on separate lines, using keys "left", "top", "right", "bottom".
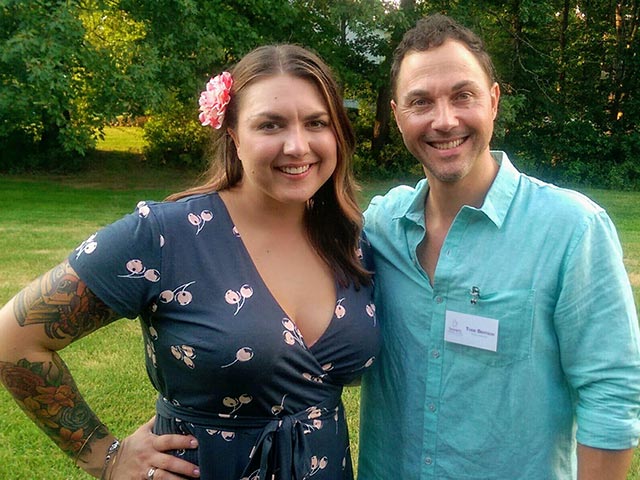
{"left": 107, "top": 416, "right": 200, "bottom": 479}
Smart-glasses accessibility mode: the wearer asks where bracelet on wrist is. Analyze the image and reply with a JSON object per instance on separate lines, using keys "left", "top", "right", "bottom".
{"left": 73, "top": 424, "right": 103, "bottom": 466}
{"left": 100, "top": 438, "right": 121, "bottom": 480}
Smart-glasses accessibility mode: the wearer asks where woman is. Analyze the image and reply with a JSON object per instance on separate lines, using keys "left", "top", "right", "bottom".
{"left": 0, "top": 44, "right": 379, "bottom": 479}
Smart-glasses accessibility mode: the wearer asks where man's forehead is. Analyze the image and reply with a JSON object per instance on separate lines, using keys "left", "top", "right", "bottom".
{"left": 397, "top": 45, "right": 491, "bottom": 89}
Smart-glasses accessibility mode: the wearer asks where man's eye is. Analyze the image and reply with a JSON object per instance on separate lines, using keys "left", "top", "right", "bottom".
{"left": 410, "top": 98, "right": 429, "bottom": 108}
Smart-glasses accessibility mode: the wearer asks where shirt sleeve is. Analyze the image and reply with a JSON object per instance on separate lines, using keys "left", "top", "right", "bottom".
{"left": 68, "top": 202, "right": 163, "bottom": 319}
{"left": 555, "top": 209, "right": 640, "bottom": 449}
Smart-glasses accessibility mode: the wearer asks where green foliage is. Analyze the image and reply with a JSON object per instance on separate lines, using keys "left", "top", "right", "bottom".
{"left": 504, "top": 114, "right": 640, "bottom": 189}
{"left": 0, "top": 0, "right": 157, "bottom": 171}
{"left": 0, "top": 0, "right": 93, "bottom": 169}
{"left": 142, "top": 94, "right": 210, "bottom": 168}
{"left": 1, "top": 1, "right": 639, "bottom": 188}
{"left": 607, "top": 131, "right": 640, "bottom": 191}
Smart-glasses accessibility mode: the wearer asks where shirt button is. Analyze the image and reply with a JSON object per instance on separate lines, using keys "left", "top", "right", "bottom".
{"left": 428, "top": 403, "right": 436, "bottom": 412}
{"left": 435, "top": 296, "right": 443, "bottom": 304}
{"left": 431, "top": 350, "right": 440, "bottom": 358}
{"left": 425, "top": 457, "right": 433, "bottom": 465}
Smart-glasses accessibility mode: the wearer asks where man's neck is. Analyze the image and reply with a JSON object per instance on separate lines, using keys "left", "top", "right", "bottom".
{"left": 424, "top": 152, "right": 500, "bottom": 227}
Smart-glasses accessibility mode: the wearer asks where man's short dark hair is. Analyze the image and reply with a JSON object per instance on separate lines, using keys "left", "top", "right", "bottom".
{"left": 391, "top": 14, "right": 498, "bottom": 99}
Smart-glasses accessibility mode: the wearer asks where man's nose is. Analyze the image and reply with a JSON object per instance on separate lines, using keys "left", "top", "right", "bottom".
{"left": 431, "top": 101, "right": 459, "bottom": 131}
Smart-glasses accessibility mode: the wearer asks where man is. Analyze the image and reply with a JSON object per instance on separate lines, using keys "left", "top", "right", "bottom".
{"left": 358, "top": 14, "right": 640, "bottom": 479}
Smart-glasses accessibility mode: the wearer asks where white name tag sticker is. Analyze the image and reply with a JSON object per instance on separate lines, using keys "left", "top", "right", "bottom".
{"left": 444, "top": 310, "right": 499, "bottom": 352}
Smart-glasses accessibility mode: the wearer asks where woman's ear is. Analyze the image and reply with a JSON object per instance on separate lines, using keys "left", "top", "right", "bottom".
{"left": 227, "top": 128, "right": 240, "bottom": 158}
{"left": 227, "top": 128, "right": 238, "bottom": 146}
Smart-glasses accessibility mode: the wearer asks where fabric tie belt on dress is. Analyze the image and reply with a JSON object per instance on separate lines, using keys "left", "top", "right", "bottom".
{"left": 155, "top": 395, "right": 341, "bottom": 480}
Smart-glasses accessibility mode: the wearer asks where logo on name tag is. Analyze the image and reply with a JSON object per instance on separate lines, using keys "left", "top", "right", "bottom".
{"left": 445, "top": 311, "right": 499, "bottom": 352}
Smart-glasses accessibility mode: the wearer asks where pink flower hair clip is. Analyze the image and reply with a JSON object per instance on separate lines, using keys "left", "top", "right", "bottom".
{"left": 199, "top": 71, "right": 233, "bottom": 129}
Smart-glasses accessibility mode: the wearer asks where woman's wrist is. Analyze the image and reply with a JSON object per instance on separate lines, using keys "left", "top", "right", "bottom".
{"left": 74, "top": 432, "right": 118, "bottom": 478}
{"left": 100, "top": 437, "right": 122, "bottom": 480}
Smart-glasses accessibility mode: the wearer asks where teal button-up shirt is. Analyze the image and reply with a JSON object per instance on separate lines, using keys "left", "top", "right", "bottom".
{"left": 358, "top": 152, "right": 640, "bottom": 479}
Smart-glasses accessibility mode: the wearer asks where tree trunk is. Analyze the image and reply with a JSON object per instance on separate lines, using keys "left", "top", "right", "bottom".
{"left": 370, "top": 0, "right": 415, "bottom": 163}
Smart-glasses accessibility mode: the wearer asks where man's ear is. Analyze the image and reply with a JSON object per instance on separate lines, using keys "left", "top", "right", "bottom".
{"left": 490, "top": 82, "right": 501, "bottom": 121}
{"left": 390, "top": 99, "right": 402, "bottom": 133}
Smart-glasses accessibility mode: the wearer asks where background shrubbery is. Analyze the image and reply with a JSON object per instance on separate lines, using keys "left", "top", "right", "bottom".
{"left": 1, "top": 1, "right": 639, "bottom": 189}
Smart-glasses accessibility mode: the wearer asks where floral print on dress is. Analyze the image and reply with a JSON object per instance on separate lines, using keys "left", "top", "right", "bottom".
{"left": 225, "top": 284, "right": 254, "bottom": 315}
{"left": 365, "top": 302, "right": 376, "bottom": 326}
{"left": 146, "top": 339, "right": 157, "bottom": 368}
{"left": 301, "top": 406, "right": 324, "bottom": 434}
{"left": 240, "top": 470, "right": 260, "bottom": 480}
{"left": 171, "top": 344, "right": 196, "bottom": 369}
{"left": 118, "top": 259, "right": 160, "bottom": 282}
{"left": 146, "top": 323, "right": 158, "bottom": 368}
{"left": 306, "top": 455, "right": 328, "bottom": 478}
{"left": 220, "top": 394, "right": 252, "bottom": 418}
{"left": 188, "top": 209, "right": 214, "bottom": 235}
{"left": 335, "top": 298, "right": 346, "bottom": 319}
{"left": 351, "top": 356, "right": 376, "bottom": 374}
{"left": 75, "top": 233, "right": 98, "bottom": 259}
{"left": 137, "top": 201, "right": 151, "bottom": 218}
{"left": 221, "top": 347, "right": 254, "bottom": 368}
{"left": 206, "top": 429, "right": 236, "bottom": 441}
{"left": 271, "top": 394, "right": 287, "bottom": 415}
{"left": 342, "top": 446, "right": 350, "bottom": 471}
{"left": 303, "top": 363, "right": 333, "bottom": 384}
{"left": 282, "top": 317, "right": 306, "bottom": 348}
{"left": 148, "top": 323, "right": 158, "bottom": 340}
{"left": 159, "top": 281, "right": 196, "bottom": 306}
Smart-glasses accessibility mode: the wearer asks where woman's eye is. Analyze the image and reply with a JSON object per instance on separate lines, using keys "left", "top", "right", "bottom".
{"left": 259, "top": 122, "right": 280, "bottom": 131}
{"left": 307, "top": 120, "right": 328, "bottom": 129}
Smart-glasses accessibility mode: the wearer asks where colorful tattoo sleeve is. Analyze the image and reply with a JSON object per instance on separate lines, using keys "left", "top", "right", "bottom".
{"left": 0, "top": 261, "right": 120, "bottom": 459}
{"left": 13, "top": 261, "right": 119, "bottom": 340}
{"left": 0, "top": 354, "right": 108, "bottom": 458}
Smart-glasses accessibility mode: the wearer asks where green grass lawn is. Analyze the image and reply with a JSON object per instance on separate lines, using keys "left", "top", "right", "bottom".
{"left": 0, "top": 130, "right": 639, "bottom": 478}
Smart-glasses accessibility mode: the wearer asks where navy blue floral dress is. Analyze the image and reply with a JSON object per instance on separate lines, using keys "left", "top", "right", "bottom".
{"left": 69, "top": 193, "right": 379, "bottom": 480}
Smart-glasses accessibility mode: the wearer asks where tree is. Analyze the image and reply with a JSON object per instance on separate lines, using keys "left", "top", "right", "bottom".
{"left": 370, "top": 0, "right": 417, "bottom": 164}
{"left": 0, "top": 0, "right": 156, "bottom": 170}
{"left": 2, "top": 1, "right": 638, "bottom": 187}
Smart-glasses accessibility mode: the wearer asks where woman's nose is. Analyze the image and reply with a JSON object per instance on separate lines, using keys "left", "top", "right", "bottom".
{"left": 283, "top": 125, "right": 310, "bottom": 157}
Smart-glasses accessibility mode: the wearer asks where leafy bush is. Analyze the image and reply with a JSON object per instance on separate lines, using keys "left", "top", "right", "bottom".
{"left": 607, "top": 131, "right": 640, "bottom": 191}
{"left": 503, "top": 116, "right": 640, "bottom": 190}
{"left": 143, "top": 96, "right": 211, "bottom": 168}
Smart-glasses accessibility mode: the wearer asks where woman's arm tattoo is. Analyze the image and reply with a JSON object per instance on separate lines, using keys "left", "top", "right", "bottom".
{"left": 0, "top": 353, "right": 108, "bottom": 459}
{"left": 13, "top": 261, "right": 120, "bottom": 340}
{"left": 2, "top": 262, "right": 119, "bottom": 460}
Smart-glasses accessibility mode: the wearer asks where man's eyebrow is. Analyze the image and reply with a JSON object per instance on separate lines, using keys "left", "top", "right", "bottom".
{"left": 404, "top": 88, "right": 429, "bottom": 99}
{"left": 451, "top": 80, "right": 483, "bottom": 91}
{"left": 403, "top": 80, "right": 483, "bottom": 100}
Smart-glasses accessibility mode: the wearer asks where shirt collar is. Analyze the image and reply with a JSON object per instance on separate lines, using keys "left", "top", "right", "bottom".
{"left": 479, "top": 151, "right": 519, "bottom": 228}
{"left": 398, "top": 151, "right": 519, "bottom": 229}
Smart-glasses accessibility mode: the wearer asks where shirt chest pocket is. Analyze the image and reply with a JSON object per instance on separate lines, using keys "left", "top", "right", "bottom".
{"left": 444, "top": 289, "right": 535, "bottom": 367}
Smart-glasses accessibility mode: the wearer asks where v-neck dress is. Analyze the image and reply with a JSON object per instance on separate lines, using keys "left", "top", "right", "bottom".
{"left": 68, "top": 192, "right": 380, "bottom": 480}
